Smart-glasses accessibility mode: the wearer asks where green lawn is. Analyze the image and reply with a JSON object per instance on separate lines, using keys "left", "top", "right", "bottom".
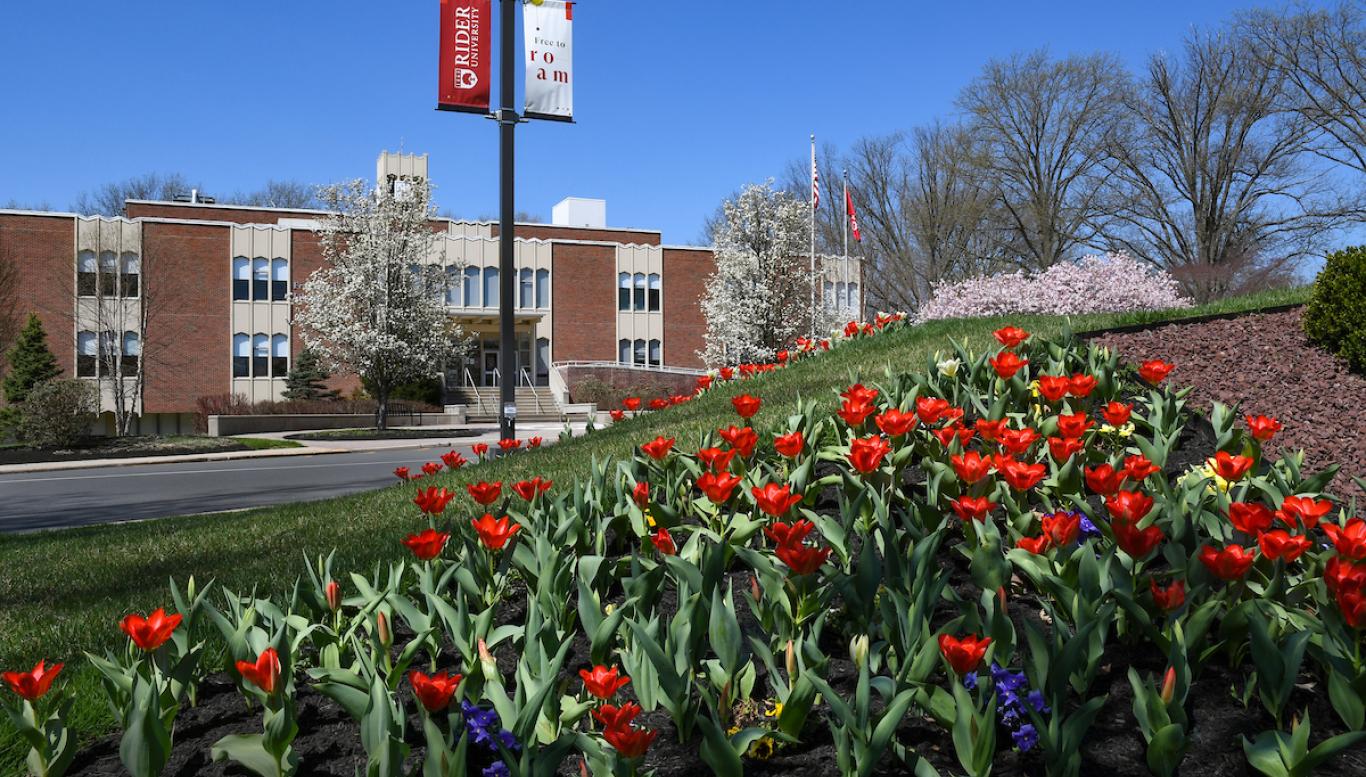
{"left": 0, "top": 286, "right": 1309, "bottom": 768}
{"left": 231, "top": 436, "right": 305, "bottom": 450}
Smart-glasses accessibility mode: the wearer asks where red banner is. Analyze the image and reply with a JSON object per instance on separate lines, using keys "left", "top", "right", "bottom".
{"left": 438, "top": 0, "right": 490, "bottom": 113}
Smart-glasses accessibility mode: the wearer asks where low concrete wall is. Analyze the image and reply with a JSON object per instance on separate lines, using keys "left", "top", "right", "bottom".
{"left": 562, "top": 366, "right": 703, "bottom": 406}
{"left": 208, "top": 410, "right": 467, "bottom": 436}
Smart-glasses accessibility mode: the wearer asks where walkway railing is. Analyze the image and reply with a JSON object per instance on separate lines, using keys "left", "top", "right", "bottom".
{"left": 550, "top": 360, "right": 709, "bottom": 376}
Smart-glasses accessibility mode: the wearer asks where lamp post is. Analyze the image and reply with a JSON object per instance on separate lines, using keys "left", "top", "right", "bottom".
{"left": 496, "top": 0, "right": 518, "bottom": 441}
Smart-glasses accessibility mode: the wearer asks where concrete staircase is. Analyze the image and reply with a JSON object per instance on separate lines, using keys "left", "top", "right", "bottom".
{"left": 447, "top": 386, "right": 571, "bottom": 423}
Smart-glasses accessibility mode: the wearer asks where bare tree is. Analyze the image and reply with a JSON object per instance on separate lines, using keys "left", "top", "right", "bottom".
{"left": 1242, "top": 3, "right": 1366, "bottom": 175}
{"left": 1104, "top": 28, "right": 1356, "bottom": 301}
{"left": 959, "top": 50, "right": 1125, "bottom": 269}
{"left": 228, "top": 179, "right": 322, "bottom": 210}
{"left": 0, "top": 236, "right": 20, "bottom": 361}
{"left": 72, "top": 173, "right": 203, "bottom": 216}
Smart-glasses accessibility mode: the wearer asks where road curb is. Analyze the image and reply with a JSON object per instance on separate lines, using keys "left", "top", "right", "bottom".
{"left": 0, "top": 445, "right": 348, "bottom": 475}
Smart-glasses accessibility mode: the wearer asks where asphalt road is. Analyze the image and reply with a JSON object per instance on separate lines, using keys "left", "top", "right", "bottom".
{"left": 0, "top": 445, "right": 462, "bottom": 534}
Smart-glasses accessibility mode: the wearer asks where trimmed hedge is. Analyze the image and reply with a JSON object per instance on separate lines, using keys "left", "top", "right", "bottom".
{"left": 1304, "top": 245, "right": 1366, "bottom": 372}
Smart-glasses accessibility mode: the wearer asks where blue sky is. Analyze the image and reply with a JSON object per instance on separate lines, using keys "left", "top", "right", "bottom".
{"left": 0, "top": 0, "right": 1331, "bottom": 245}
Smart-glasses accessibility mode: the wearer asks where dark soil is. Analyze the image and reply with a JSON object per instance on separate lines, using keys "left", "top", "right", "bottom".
{"left": 0, "top": 436, "right": 259, "bottom": 465}
{"left": 1090, "top": 306, "right": 1366, "bottom": 500}
{"left": 285, "top": 428, "right": 492, "bottom": 442}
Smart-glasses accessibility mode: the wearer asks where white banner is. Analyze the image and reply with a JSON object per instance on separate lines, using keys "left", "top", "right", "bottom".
{"left": 523, "top": 0, "right": 573, "bottom": 121}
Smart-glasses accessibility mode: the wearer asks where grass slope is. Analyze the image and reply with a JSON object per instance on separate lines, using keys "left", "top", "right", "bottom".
{"left": 0, "top": 286, "right": 1308, "bottom": 768}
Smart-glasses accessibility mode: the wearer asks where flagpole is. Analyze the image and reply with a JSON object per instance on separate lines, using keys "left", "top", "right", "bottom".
{"left": 842, "top": 169, "right": 849, "bottom": 315}
{"left": 810, "top": 134, "right": 816, "bottom": 338}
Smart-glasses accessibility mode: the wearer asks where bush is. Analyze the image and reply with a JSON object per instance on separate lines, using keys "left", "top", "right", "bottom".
{"left": 915, "top": 252, "right": 1191, "bottom": 322}
{"left": 17, "top": 379, "right": 96, "bottom": 449}
{"left": 193, "top": 393, "right": 441, "bottom": 433}
{"left": 1303, "top": 245, "right": 1366, "bottom": 372}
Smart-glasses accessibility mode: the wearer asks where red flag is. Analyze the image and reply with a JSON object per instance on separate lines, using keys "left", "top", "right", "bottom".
{"left": 845, "top": 186, "right": 861, "bottom": 242}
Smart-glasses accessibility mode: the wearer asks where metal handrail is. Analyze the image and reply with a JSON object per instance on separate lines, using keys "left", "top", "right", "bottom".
{"left": 549, "top": 360, "right": 709, "bottom": 376}
{"left": 518, "top": 367, "right": 546, "bottom": 413}
{"left": 461, "top": 367, "right": 488, "bottom": 414}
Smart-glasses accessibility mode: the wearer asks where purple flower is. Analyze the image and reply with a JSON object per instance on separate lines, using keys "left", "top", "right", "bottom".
{"left": 1077, "top": 512, "right": 1101, "bottom": 540}
{"left": 1026, "top": 689, "right": 1050, "bottom": 713}
{"left": 1012, "top": 723, "right": 1039, "bottom": 752}
{"left": 482, "top": 763, "right": 510, "bottom": 777}
{"left": 962, "top": 672, "right": 978, "bottom": 691}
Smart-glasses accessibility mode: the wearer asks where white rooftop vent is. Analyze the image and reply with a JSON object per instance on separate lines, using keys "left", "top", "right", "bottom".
{"left": 551, "top": 197, "right": 606, "bottom": 228}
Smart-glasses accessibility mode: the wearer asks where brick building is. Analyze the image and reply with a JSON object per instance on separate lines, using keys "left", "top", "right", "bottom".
{"left": 0, "top": 152, "right": 864, "bottom": 431}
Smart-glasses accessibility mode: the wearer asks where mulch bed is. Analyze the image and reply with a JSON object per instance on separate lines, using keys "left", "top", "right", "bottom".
{"left": 285, "top": 428, "right": 491, "bottom": 442}
{"left": 0, "top": 437, "right": 256, "bottom": 466}
{"left": 1089, "top": 306, "right": 1366, "bottom": 500}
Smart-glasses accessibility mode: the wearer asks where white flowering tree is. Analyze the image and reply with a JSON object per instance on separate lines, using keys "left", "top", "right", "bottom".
{"left": 700, "top": 182, "right": 829, "bottom": 365}
{"left": 293, "top": 179, "right": 460, "bottom": 429}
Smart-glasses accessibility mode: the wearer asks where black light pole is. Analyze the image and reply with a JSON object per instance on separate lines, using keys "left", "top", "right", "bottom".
{"left": 496, "top": 0, "right": 518, "bottom": 441}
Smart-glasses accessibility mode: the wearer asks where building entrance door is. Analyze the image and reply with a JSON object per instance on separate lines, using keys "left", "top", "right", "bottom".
{"left": 482, "top": 344, "right": 499, "bottom": 387}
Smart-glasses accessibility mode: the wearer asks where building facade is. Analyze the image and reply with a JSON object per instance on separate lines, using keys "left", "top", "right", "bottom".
{"left": 0, "top": 152, "right": 864, "bottom": 431}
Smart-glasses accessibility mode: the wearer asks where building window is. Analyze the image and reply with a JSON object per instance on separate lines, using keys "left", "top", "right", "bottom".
{"left": 535, "top": 337, "right": 550, "bottom": 384}
{"left": 648, "top": 339, "right": 661, "bottom": 367}
{"left": 252, "top": 334, "right": 269, "bottom": 378}
{"left": 77, "top": 331, "right": 97, "bottom": 377}
{"left": 121, "top": 331, "right": 140, "bottom": 376}
{"left": 233, "top": 333, "right": 250, "bottom": 377}
{"left": 120, "top": 253, "right": 140, "bottom": 298}
{"left": 835, "top": 282, "right": 847, "bottom": 311}
{"left": 824, "top": 280, "right": 835, "bottom": 307}
{"left": 464, "top": 266, "right": 481, "bottom": 307}
{"left": 252, "top": 258, "right": 269, "bottom": 301}
{"left": 77, "top": 251, "right": 98, "bottom": 297}
{"left": 98, "top": 330, "right": 118, "bottom": 376}
{"left": 232, "top": 257, "right": 251, "bottom": 301}
{"left": 632, "top": 273, "right": 646, "bottom": 311}
{"left": 846, "top": 282, "right": 859, "bottom": 313}
{"left": 633, "top": 338, "right": 646, "bottom": 366}
{"left": 446, "top": 266, "right": 461, "bottom": 305}
{"left": 618, "top": 339, "right": 631, "bottom": 364}
{"left": 99, "top": 252, "right": 119, "bottom": 297}
{"left": 482, "top": 267, "right": 499, "bottom": 308}
{"left": 617, "top": 273, "right": 631, "bottom": 310}
{"left": 271, "top": 334, "right": 289, "bottom": 377}
{"left": 535, "top": 269, "right": 549, "bottom": 308}
{"left": 271, "top": 259, "right": 288, "bottom": 301}
{"left": 518, "top": 268, "right": 533, "bottom": 308}
{"left": 647, "top": 273, "right": 661, "bottom": 312}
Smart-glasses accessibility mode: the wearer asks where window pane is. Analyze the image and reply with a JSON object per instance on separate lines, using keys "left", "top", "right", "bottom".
{"left": 252, "top": 259, "right": 269, "bottom": 301}
{"left": 648, "top": 339, "right": 661, "bottom": 366}
{"left": 271, "top": 259, "right": 288, "bottom": 301}
{"left": 121, "top": 355, "right": 139, "bottom": 376}
{"left": 618, "top": 339, "right": 630, "bottom": 363}
{"left": 78, "top": 273, "right": 97, "bottom": 297}
{"left": 78, "top": 251, "right": 97, "bottom": 273}
{"left": 121, "top": 274, "right": 140, "bottom": 298}
{"left": 252, "top": 334, "right": 269, "bottom": 377}
{"left": 847, "top": 283, "right": 858, "bottom": 312}
{"left": 633, "top": 339, "right": 646, "bottom": 365}
{"left": 535, "top": 337, "right": 549, "bottom": 382}
{"left": 483, "top": 267, "right": 499, "bottom": 308}
{"left": 519, "top": 268, "right": 532, "bottom": 308}
{"left": 633, "top": 274, "right": 646, "bottom": 311}
{"left": 536, "top": 269, "right": 549, "bottom": 308}
{"left": 78, "top": 356, "right": 97, "bottom": 378}
{"left": 232, "top": 333, "right": 250, "bottom": 378}
{"left": 100, "top": 272, "right": 118, "bottom": 297}
{"left": 77, "top": 331, "right": 97, "bottom": 377}
{"left": 446, "top": 266, "right": 461, "bottom": 305}
{"left": 464, "top": 267, "right": 481, "bottom": 307}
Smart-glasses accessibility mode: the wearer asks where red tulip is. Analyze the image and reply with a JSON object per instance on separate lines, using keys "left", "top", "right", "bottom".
{"left": 975, "top": 418, "right": 1007, "bottom": 442}
{"left": 471, "top": 442, "right": 489, "bottom": 459}
{"left": 1277, "top": 496, "right": 1334, "bottom": 530}
{"left": 528, "top": 436, "right": 543, "bottom": 448}
{"left": 325, "top": 579, "right": 342, "bottom": 612}
{"left": 650, "top": 527, "right": 676, "bottom": 556}
{"left": 441, "top": 450, "right": 468, "bottom": 470}
{"left": 718, "top": 425, "right": 758, "bottom": 458}
{"left": 236, "top": 648, "right": 281, "bottom": 695}
{"left": 1101, "top": 402, "right": 1133, "bottom": 427}
{"left": 594, "top": 702, "right": 658, "bottom": 758}
{"left": 697, "top": 374, "right": 714, "bottom": 390}
{"left": 752, "top": 483, "right": 803, "bottom": 517}
{"left": 1048, "top": 436, "right": 1084, "bottom": 462}
{"left": 696, "top": 471, "right": 742, "bottom": 504}
{"left": 997, "top": 427, "right": 1040, "bottom": 455}
{"left": 1113, "top": 519, "right": 1164, "bottom": 559}
{"left": 993, "top": 326, "right": 1030, "bottom": 348}
{"left": 1200, "top": 544, "right": 1256, "bottom": 580}
{"left": 1337, "top": 588, "right": 1366, "bottom": 629}
{"left": 402, "top": 528, "right": 450, "bottom": 560}
{"left": 393, "top": 466, "right": 412, "bottom": 481}
{"left": 622, "top": 397, "right": 642, "bottom": 411}
{"left": 1036, "top": 375, "right": 1071, "bottom": 403}
{"left": 875, "top": 408, "right": 917, "bottom": 437}
{"left": 1041, "top": 511, "right": 1081, "bottom": 547}
{"left": 3, "top": 660, "right": 63, "bottom": 701}
{"left": 1327, "top": 555, "right": 1366, "bottom": 594}
{"left": 1056, "top": 413, "right": 1094, "bottom": 439}
{"left": 580, "top": 665, "right": 631, "bottom": 699}
{"left": 932, "top": 422, "right": 974, "bottom": 449}
{"left": 1245, "top": 414, "right": 1282, "bottom": 442}
{"left": 989, "top": 351, "right": 1028, "bottom": 379}
{"left": 512, "top": 477, "right": 552, "bottom": 501}
{"left": 498, "top": 438, "right": 521, "bottom": 452}
{"left": 774, "top": 430, "right": 805, "bottom": 458}
{"left": 631, "top": 481, "right": 650, "bottom": 509}
{"left": 950, "top": 451, "right": 993, "bottom": 484}
{"left": 1068, "top": 373, "right": 1098, "bottom": 397}
{"left": 1228, "top": 502, "right": 1274, "bottom": 536}
{"left": 951, "top": 495, "right": 996, "bottom": 522}
{"left": 847, "top": 435, "right": 892, "bottom": 474}
{"left": 914, "top": 396, "right": 950, "bottom": 424}
{"left": 998, "top": 459, "right": 1046, "bottom": 491}
{"left": 1211, "top": 451, "right": 1253, "bottom": 482}
{"left": 696, "top": 447, "right": 737, "bottom": 472}
{"left": 648, "top": 398, "right": 669, "bottom": 411}
{"left": 1323, "top": 518, "right": 1366, "bottom": 561}
{"left": 1016, "top": 535, "right": 1050, "bottom": 554}
{"left": 409, "top": 670, "right": 462, "bottom": 712}
{"left": 640, "top": 436, "right": 675, "bottom": 460}
{"left": 938, "top": 633, "right": 992, "bottom": 676}
{"left": 764, "top": 519, "right": 815, "bottom": 547}
{"left": 731, "top": 394, "right": 762, "bottom": 419}
{"left": 1138, "top": 359, "right": 1175, "bottom": 383}
{"left": 120, "top": 608, "right": 183, "bottom": 652}
{"left": 467, "top": 481, "right": 503, "bottom": 505}
{"left": 413, "top": 486, "right": 457, "bottom": 516}
{"left": 1123, "top": 455, "right": 1161, "bottom": 482}
{"left": 609, "top": 409, "right": 625, "bottom": 422}
{"left": 471, "top": 514, "right": 521, "bottom": 550}
{"left": 1106, "top": 490, "right": 1154, "bottom": 524}
{"left": 422, "top": 461, "right": 443, "bottom": 477}
{"left": 1085, "top": 464, "right": 1125, "bottom": 496}
{"left": 842, "top": 383, "right": 880, "bottom": 405}
{"left": 1150, "top": 579, "right": 1185, "bottom": 611}
{"left": 1258, "top": 530, "right": 1312, "bottom": 562}
{"left": 838, "top": 398, "right": 875, "bottom": 427}
{"left": 773, "top": 536, "right": 831, "bottom": 576}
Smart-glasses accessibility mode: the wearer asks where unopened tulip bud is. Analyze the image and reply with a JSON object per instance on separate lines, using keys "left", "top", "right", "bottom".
{"left": 750, "top": 574, "right": 762, "bottom": 603}
{"left": 997, "top": 586, "right": 1007, "bottom": 610}
{"left": 478, "top": 638, "right": 497, "bottom": 680}
{"left": 376, "top": 611, "right": 391, "bottom": 649}
{"left": 1159, "top": 666, "right": 1176, "bottom": 705}
{"left": 850, "top": 634, "right": 869, "bottom": 670}
{"left": 785, "top": 639, "right": 796, "bottom": 678}
{"left": 325, "top": 580, "right": 341, "bottom": 612}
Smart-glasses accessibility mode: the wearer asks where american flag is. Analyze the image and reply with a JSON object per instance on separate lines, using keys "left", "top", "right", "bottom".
{"left": 810, "top": 142, "right": 820, "bottom": 210}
